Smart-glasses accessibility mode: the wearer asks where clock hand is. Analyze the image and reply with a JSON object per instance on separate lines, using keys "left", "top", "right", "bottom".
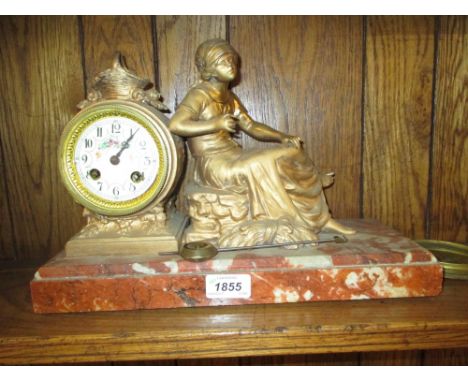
{"left": 110, "top": 129, "right": 139, "bottom": 165}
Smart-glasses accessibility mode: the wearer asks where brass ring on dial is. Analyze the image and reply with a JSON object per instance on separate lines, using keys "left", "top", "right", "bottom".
{"left": 180, "top": 241, "right": 218, "bottom": 262}
{"left": 416, "top": 240, "right": 468, "bottom": 280}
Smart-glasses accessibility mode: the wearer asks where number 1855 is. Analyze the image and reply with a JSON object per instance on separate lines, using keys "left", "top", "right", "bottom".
{"left": 215, "top": 282, "right": 242, "bottom": 292}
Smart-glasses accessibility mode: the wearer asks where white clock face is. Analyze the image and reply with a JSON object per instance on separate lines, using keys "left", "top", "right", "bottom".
{"left": 74, "top": 116, "right": 160, "bottom": 202}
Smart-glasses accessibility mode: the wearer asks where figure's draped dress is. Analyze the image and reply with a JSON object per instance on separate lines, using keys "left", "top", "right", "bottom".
{"left": 178, "top": 81, "right": 331, "bottom": 236}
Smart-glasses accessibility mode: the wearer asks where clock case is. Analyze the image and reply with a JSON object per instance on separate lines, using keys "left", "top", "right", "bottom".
{"left": 60, "top": 54, "right": 187, "bottom": 257}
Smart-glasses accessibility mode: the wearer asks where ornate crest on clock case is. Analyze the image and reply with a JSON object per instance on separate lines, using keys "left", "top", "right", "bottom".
{"left": 77, "top": 53, "right": 169, "bottom": 112}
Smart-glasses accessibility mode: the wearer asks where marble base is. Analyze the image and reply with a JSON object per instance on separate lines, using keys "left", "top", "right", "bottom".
{"left": 30, "top": 219, "right": 443, "bottom": 313}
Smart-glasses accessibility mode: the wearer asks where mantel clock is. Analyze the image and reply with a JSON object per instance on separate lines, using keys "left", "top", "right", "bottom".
{"left": 58, "top": 54, "right": 186, "bottom": 257}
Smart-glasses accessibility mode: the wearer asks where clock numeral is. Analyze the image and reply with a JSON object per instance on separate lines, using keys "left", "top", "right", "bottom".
{"left": 144, "top": 157, "right": 151, "bottom": 166}
{"left": 96, "top": 127, "right": 103, "bottom": 137}
{"left": 129, "top": 183, "right": 136, "bottom": 192}
{"left": 113, "top": 186, "right": 120, "bottom": 197}
{"left": 112, "top": 121, "right": 121, "bottom": 134}
{"left": 81, "top": 154, "right": 88, "bottom": 163}
{"left": 85, "top": 139, "right": 93, "bottom": 149}
{"left": 97, "top": 181, "right": 103, "bottom": 191}
{"left": 139, "top": 140, "right": 147, "bottom": 148}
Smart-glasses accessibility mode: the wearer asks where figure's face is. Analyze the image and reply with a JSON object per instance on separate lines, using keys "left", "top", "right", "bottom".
{"left": 213, "top": 54, "right": 238, "bottom": 82}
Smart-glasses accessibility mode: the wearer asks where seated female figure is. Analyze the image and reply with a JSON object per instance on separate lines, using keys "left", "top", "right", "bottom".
{"left": 169, "top": 39, "right": 354, "bottom": 247}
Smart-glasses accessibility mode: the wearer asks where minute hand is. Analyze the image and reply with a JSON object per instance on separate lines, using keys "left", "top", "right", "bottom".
{"left": 110, "top": 129, "right": 139, "bottom": 165}
{"left": 115, "top": 129, "right": 139, "bottom": 158}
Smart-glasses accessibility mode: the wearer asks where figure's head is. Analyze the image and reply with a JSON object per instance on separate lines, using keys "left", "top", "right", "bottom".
{"left": 195, "top": 39, "right": 239, "bottom": 82}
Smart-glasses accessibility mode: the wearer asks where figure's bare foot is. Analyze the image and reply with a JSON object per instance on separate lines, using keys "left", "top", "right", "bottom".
{"left": 324, "top": 219, "right": 356, "bottom": 235}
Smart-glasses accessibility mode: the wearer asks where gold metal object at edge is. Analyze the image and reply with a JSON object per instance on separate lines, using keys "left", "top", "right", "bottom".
{"left": 416, "top": 240, "right": 468, "bottom": 280}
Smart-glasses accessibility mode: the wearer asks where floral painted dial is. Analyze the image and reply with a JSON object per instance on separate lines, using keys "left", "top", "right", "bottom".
{"left": 59, "top": 102, "right": 171, "bottom": 216}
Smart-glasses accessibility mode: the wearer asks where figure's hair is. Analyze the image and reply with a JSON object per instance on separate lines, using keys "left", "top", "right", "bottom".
{"left": 195, "top": 39, "right": 238, "bottom": 80}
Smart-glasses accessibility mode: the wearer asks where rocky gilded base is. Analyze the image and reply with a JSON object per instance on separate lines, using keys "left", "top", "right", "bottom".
{"left": 30, "top": 219, "right": 443, "bottom": 313}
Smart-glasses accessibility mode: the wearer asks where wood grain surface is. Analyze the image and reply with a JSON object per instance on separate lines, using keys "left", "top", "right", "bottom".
{"left": 363, "top": 16, "right": 435, "bottom": 239}
{"left": 0, "top": 16, "right": 85, "bottom": 262}
{"left": 429, "top": 16, "right": 467, "bottom": 242}
{"left": 423, "top": 347, "right": 468, "bottom": 365}
{"left": 156, "top": 15, "right": 227, "bottom": 113}
{"left": 0, "top": 19, "right": 15, "bottom": 261}
{"left": 230, "top": 16, "right": 363, "bottom": 219}
{"left": 239, "top": 353, "right": 360, "bottom": 366}
{"left": 0, "top": 134, "right": 15, "bottom": 260}
{"left": 360, "top": 350, "right": 422, "bottom": 366}
{"left": 81, "top": 16, "right": 155, "bottom": 87}
{"left": 1, "top": 268, "right": 468, "bottom": 365}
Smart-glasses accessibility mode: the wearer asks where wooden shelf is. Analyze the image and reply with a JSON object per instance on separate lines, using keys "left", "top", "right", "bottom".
{"left": 1, "top": 267, "right": 468, "bottom": 365}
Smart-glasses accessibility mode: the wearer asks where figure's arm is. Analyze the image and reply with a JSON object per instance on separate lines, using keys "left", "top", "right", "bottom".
{"left": 169, "top": 108, "right": 236, "bottom": 137}
{"left": 234, "top": 99, "right": 303, "bottom": 148}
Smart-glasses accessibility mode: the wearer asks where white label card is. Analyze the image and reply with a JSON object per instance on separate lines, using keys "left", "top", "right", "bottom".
{"left": 205, "top": 274, "right": 251, "bottom": 299}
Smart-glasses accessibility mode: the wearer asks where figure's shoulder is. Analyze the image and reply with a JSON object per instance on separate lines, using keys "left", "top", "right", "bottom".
{"left": 188, "top": 82, "right": 213, "bottom": 100}
{"left": 177, "top": 83, "right": 211, "bottom": 113}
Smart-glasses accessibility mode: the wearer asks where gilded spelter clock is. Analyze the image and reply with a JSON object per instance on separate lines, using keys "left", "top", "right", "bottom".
{"left": 59, "top": 54, "right": 186, "bottom": 257}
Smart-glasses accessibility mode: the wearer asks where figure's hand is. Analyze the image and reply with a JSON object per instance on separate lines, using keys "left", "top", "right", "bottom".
{"left": 321, "top": 172, "right": 335, "bottom": 188}
{"left": 213, "top": 114, "right": 237, "bottom": 133}
{"left": 281, "top": 134, "right": 303, "bottom": 149}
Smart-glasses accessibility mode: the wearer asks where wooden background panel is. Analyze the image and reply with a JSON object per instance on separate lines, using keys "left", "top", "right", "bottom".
{"left": 360, "top": 350, "right": 422, "bottom": 366}
{"left": 176, "top": 357, "right": 239, "bottom": 366}
{"left": 239, "top": 353, "right": 360, "bottom": 366}
{"left": 156, "top": 15, "right": 227, "bottom": 114}
{"left": 81, "top": 16, "right": 155, "bottom": 87}
{"left": 430, "top": 16, "right": 467, "bottom": 242}
{"left": 0, "top": 133, "right": 15, "bottom": 260}
{"left": 0, "top": 26, "right": 15, "bottom": 261}
{"left": 424, "top": 348, "right": 468, "bottom": 365}
{"left": 363, "top": 16, "right": 435, "bottom": 238}
{"left": 0, "top": 16, "right": 85, "bottom": 262}
{"left": 230, "top": 16, "right": 363, "bottom": 218}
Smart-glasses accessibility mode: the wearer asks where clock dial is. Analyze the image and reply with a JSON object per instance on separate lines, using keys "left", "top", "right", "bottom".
{"left": 59, "top": 102, "right": 172, "bottom": 216}
{"left": 74, "top": 116, "right": 160, "bottom": 202}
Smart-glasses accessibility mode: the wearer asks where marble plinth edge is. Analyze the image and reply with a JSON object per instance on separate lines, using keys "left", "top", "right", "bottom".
{"left": 30, "top": 219, "right": 443, "bottom": 313}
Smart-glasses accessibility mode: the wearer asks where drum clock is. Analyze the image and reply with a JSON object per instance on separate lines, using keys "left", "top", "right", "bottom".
{"left": 58, "top": 54, "right": 186, "bottom": 256}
